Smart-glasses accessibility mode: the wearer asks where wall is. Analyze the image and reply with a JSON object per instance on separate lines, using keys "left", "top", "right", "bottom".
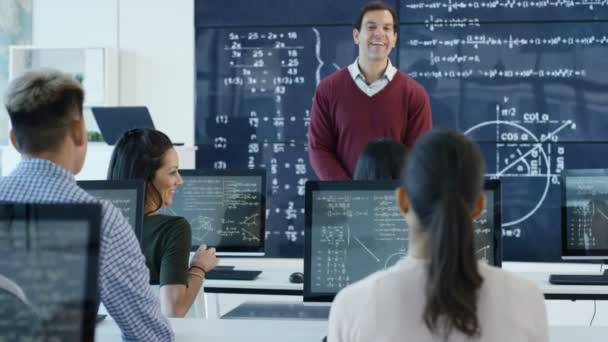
{"left": 32, "top": 0, "right": 194, "bottom": 145}
{"left": 0, "top": 0, "right": 33, "bottom": 173}
{"left": 118, "top": 0, "right": 194, "bottom": 145}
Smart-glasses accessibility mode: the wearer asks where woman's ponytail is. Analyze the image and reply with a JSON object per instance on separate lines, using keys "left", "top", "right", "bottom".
{"left": 401, "top": 129, "right": 485, "bottom": 338}
{"left": 423, "top": 191, "right": 482, "bottom": 338}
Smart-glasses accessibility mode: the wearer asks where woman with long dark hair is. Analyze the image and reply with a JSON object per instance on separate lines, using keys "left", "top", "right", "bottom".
{"left": 108, "top": 128, "right": 218, "bottom": 317}
{"left": 328, "top": 129, "right": 547, "bottom": 341}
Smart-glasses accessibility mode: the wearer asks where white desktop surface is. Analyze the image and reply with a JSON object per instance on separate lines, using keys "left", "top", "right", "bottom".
{"left": 204, "top": 258, "right": 608, "bottom": 299}
{"left": 506, "top": 262, "right": 608, "bottom": 299}
{"left": 96, "top": 318, "right": 327, "bottom": 342}
{"left": 95, "top": 318, "right": 608, "bottom": 342}
{"left": 518, "top": 272, "right": 608, "bottom": 298}
{"left": 204, "top": 257, "right": 302, "bottom": 294}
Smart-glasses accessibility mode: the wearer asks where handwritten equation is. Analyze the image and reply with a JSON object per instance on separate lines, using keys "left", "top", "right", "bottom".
{"left": 196, "top": 26, "right": 358, "bottom": 256}
{"left": 400, "top": 0, "right": 608, "bottom": 23}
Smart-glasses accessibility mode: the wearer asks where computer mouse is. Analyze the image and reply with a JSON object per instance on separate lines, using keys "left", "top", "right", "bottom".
{"left": 289, "top": 272, "right": 304, "bottom": 284}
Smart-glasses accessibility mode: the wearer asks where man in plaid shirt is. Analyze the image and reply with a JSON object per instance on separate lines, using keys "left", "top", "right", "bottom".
{"left": 1, "top": 69, "right": 174, "bottom": 342}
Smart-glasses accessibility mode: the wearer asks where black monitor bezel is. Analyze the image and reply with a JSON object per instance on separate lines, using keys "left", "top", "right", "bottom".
{"left": 561, "top": 169, "right": 608, "bottom": 259}
{"left": 484, "top": 179, "right": 503, "bottom": 268}
{"left": 304, "top": 179, "right": 502, "bottom": 302}
{"left": 78, "top": 180, "right": 145, "bottom": 243}
{"left": 173, "top": 169, "right": 266, "bottom": 254}
{"left": 0, "top": 203, "right": 102, "bottom": 342}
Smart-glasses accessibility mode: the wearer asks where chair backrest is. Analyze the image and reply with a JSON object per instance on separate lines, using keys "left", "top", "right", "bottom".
{"left": 0, "top": 203, "right": 102, "bottom": 341}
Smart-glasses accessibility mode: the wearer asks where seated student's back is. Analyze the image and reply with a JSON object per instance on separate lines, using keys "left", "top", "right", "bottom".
{"left": 328, "top": 129, "right": 547, "bottom": 342}
{"left": 329, "top": 255, "right": 546, "bottom": 341}
{"left": 1, "top": 70, "right": 173, "bottom": 341}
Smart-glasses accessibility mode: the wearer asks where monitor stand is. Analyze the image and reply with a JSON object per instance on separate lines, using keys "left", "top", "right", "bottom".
{"left": 549, "top": 269, "right": 608, "bottom": 285}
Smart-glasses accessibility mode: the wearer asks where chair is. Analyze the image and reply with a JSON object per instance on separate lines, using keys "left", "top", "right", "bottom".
{"left": 0, "top": 279, "right": 41, "bottom": 340}
{"left": 0, "top": 203, "right": 102, "bottom": 341}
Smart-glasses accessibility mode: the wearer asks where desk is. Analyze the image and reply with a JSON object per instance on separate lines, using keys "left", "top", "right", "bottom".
{"left": 95, "top": 318, "right": 608, "bottom": 342}
{"left": 96, "top": 318, "right": 327, "bottom": 342}
{"left": 204, "top": 258, "right": 302, "bottom": 295}
{"left": 506, "top": 262, "right": 608, "bottom": 300}
{"left": 204, "top": 259, "right": 608, "bottom": 300}
{"left": 518, "top": 272, "right": 608, "bottom": 300}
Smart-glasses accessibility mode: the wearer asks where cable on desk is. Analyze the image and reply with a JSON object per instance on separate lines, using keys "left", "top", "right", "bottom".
{"left": 590, "top": 263, "right": 606, "bottom": 326}
{"left": 590, "top": 300, "right": 597, "bottom": 326}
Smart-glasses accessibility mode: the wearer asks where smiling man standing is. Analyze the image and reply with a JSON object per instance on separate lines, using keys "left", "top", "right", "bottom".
{"left": 308, "top": 1, "right": 432, "bottom": 180}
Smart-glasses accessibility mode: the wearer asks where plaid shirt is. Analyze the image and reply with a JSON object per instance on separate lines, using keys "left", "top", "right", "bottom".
{"left": 0, "top": 158, "right": 174, "bottom": 342}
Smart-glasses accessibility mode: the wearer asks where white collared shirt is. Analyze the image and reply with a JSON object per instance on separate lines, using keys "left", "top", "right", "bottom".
{"left": 347, "top": 58, "right": 398, "bottom": 97}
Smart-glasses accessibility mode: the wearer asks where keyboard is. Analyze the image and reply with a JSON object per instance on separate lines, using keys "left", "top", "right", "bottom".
{"left": 549, "top": 274, "right": 608, "bottom": 286}
{"left": 205, "top": 269, "right": 262, "bottom": 280}
{"left": 213, "top": 265, "right": 236, "bottom": 271}
{"left": 222, "top": 302, "right": 330, "bottom": 320}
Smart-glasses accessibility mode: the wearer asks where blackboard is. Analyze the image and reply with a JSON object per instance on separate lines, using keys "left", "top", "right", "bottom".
{"left": 194, "top": 0, "right": 608, "bottom": 260}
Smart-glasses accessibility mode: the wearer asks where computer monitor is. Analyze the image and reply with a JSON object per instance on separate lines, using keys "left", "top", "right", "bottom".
{"left": 0, "top": 203, "right": 101, "bottom": 341}
{"left": 547, "top": 169, "right": 608, "bottom": 285}
{"left": 91, "top": 106, "right": 155, "bottom": 145}
{"left": 161, "top": 169, "right": 266, "bottom": 255}
{"left": 78, "top": 180, "right": 145, "bottom": 243}
{"left": 561, "top": 169, "right": 608, "bottom": 259}
{"left": 304, "top": 179, "right": 502, "bottom": 302}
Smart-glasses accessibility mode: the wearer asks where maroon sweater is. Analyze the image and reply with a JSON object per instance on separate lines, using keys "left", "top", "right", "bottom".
{"left": 308, "top": 68, "right": 432, "bottom": 180}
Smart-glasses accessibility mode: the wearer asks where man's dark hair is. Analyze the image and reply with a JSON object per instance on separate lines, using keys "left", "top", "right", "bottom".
{"left": 353, "top": 138, "right": 406, "bottom": 180}
{"left": 4, "top": 69, "right": 84, "bottom": 154}
{"left": 353, "top": 1, "right": 398, "bottom": 31}
{"left": 107, "top": 128, "right": 174, "bottom": 215}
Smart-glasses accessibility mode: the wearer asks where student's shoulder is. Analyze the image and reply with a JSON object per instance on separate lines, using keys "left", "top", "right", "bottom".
{"left": 72, "top": 188, "right": 118, "bottom": 219}
{"left": 334, "top": 266, "right": 393, "bottom": 306}
{"left": 479, "top": 263, "right": 543, "bottom": 299}
{"left": 332, "top": 279, "right": 369, "bottom": 318}
{"left": 146, "top": 213, "right": 188, "bottom": 225}
{"left": 148, "top": 214, "right": 191, "bottom": 232}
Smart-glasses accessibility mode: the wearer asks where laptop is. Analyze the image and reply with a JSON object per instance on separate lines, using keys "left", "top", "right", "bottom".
{"left": 222, "top": 301, "right": 330, "bottom": 320}
{"left": 90, "top": 106, "right": 155, "bottom": 145}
